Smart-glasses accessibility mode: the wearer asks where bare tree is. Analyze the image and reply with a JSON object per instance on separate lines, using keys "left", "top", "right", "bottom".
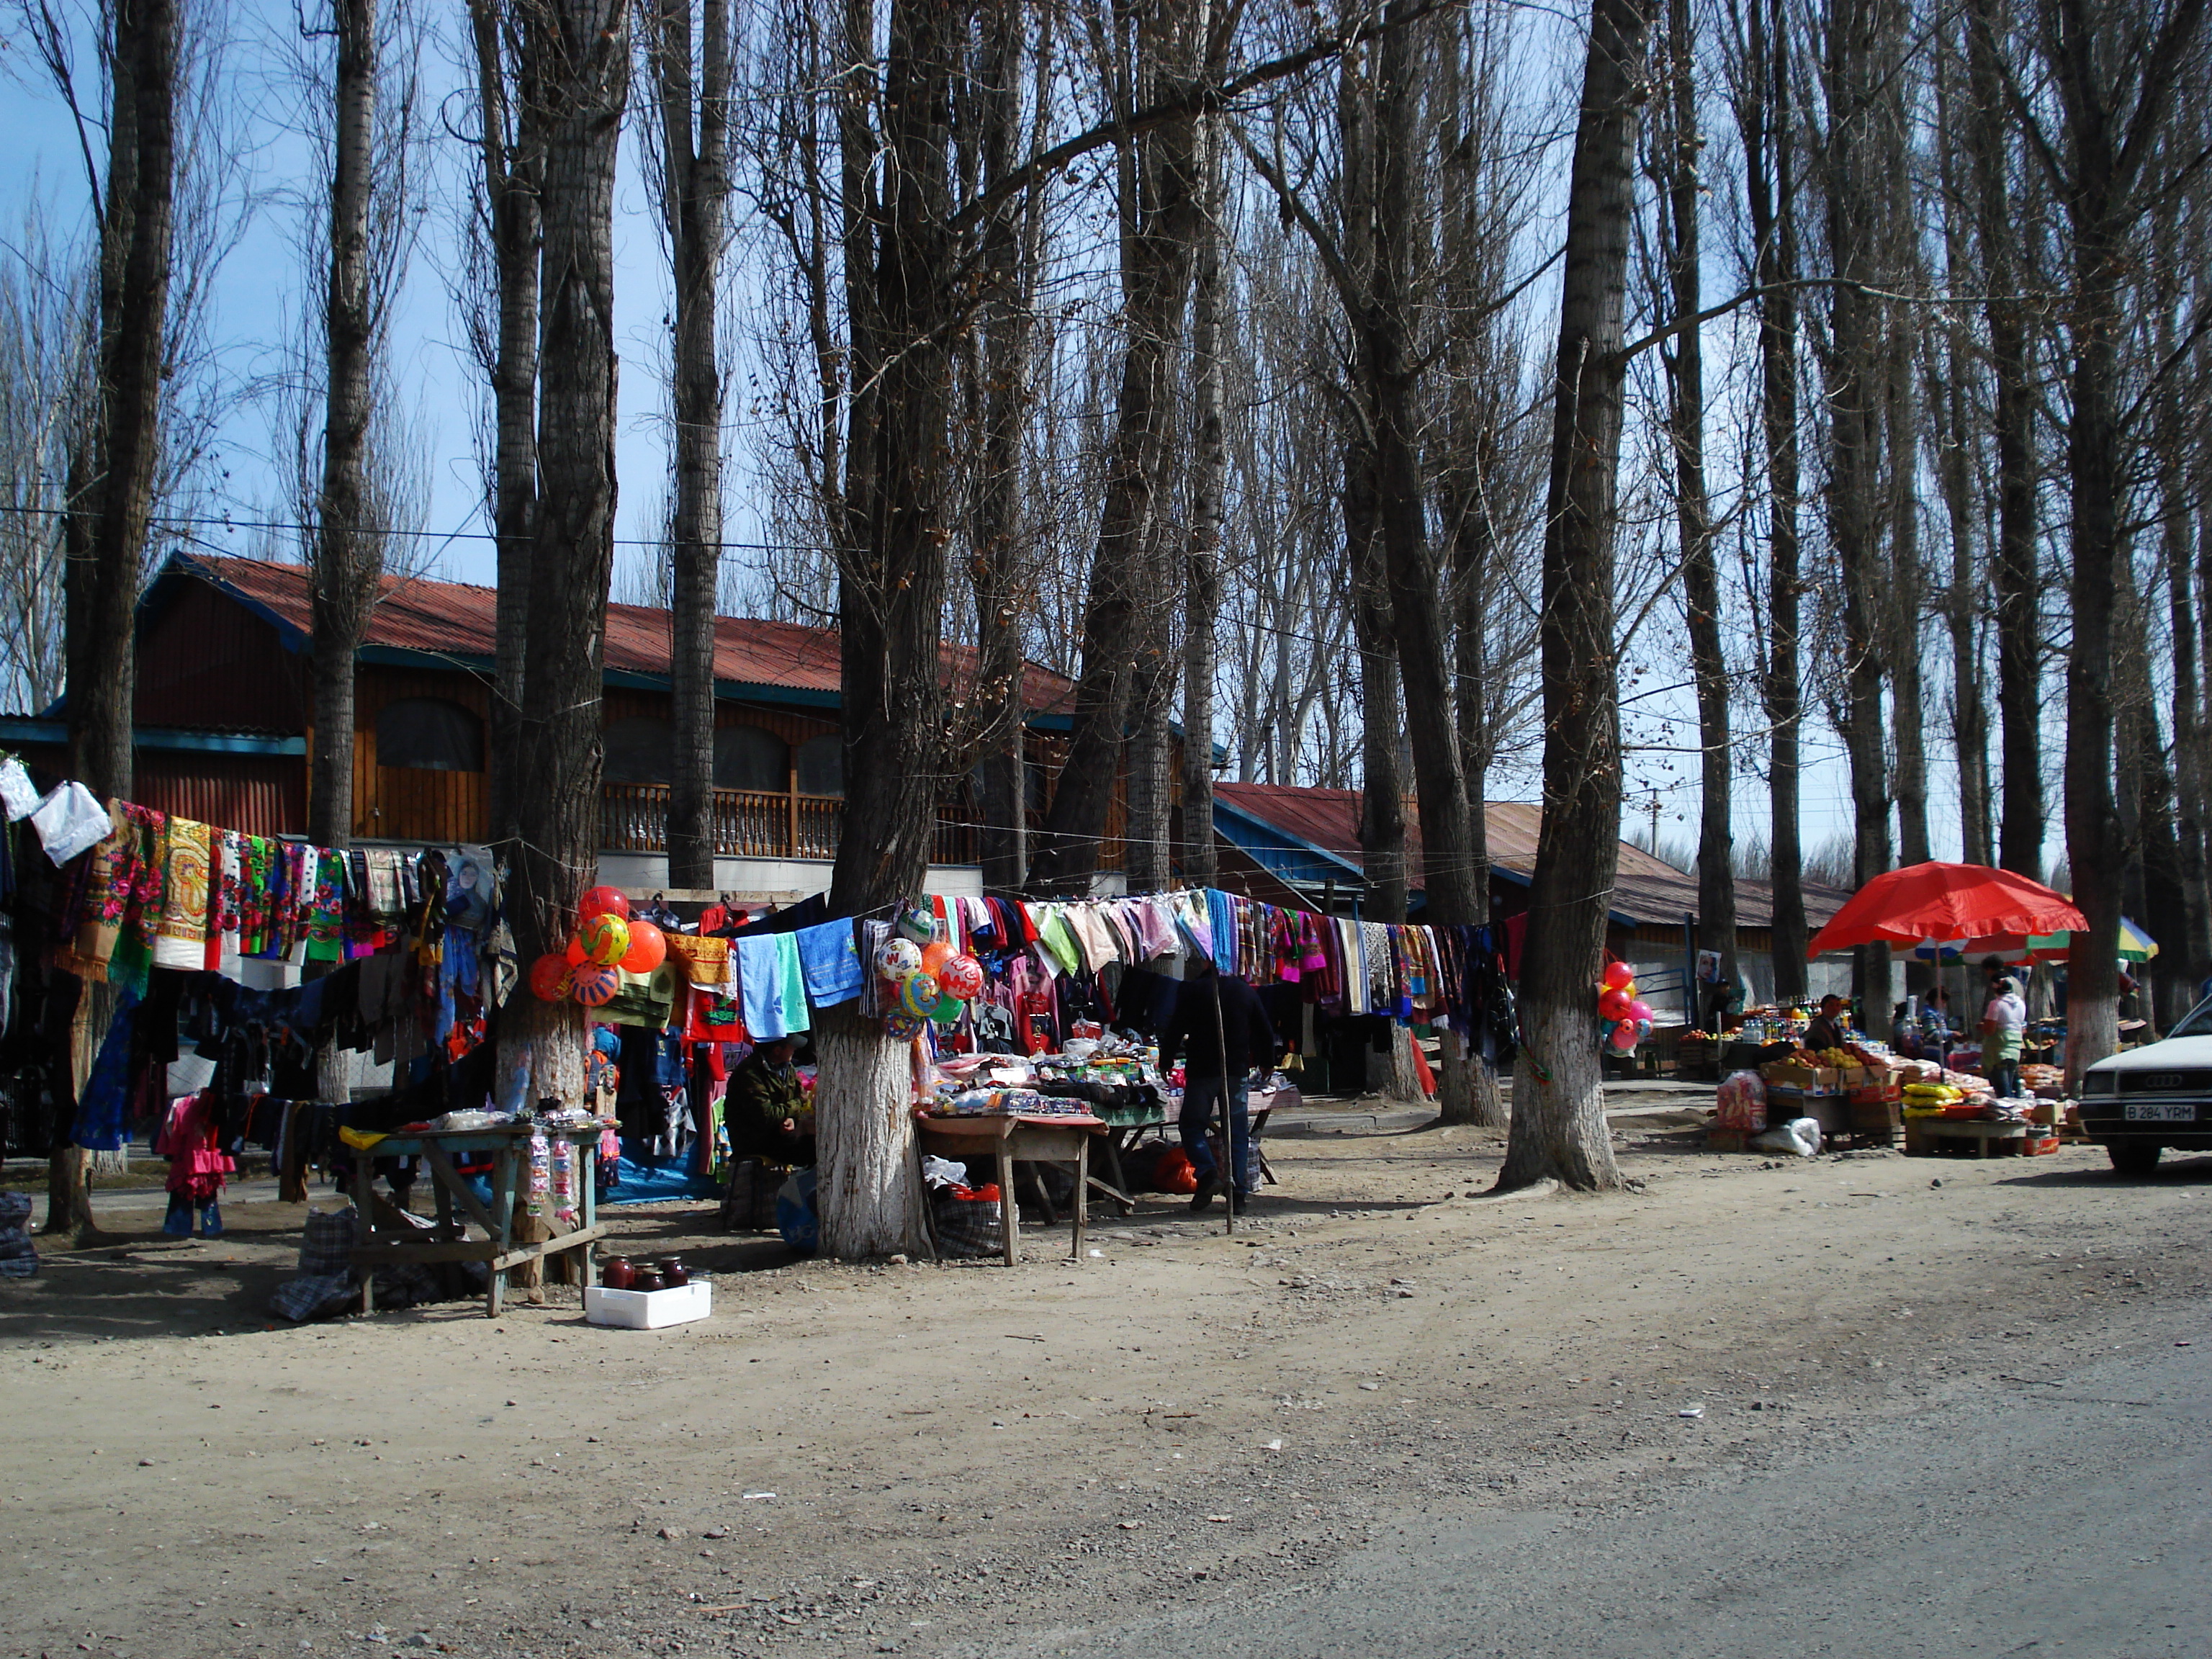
{"left": 1498, "top": 0, "right": 1658, "bottom": 1192}
{"left": 500, "top": 0, "right": 631, "bottom": 1107}
{"left": 0, "top": 210, "right": 87, "bottom": 714}
{"left": 643, "top": 0, "right": 732, "bottom": 889}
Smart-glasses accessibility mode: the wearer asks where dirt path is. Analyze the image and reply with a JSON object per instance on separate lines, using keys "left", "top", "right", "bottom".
{"left": 4, "top": 1118, "right": 2207, "bottom": 1659}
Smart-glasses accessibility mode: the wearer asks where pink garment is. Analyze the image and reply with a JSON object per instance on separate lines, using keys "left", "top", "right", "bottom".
{"left": 154, "top": 1093, "right": 234, "bottom": 1202}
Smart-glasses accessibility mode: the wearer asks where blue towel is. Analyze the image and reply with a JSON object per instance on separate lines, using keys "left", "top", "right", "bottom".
{"left": 737, "top": 935, "right": 792, "bottom": 1039}
{"left": 796, "top": 919, "right": 863, "bottom": 1007}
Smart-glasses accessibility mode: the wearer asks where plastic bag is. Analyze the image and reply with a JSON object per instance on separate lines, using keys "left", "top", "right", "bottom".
{"left": 1714, "top": 1069, "right": 1768, "bottom": 1131}
{"left": 0, "top": 757, "right": 40, "bottom": 822}
{"left": 1153, "top": 1146, "right": 1198, "bottom": 1194}
{"left": 1750, "top": 1116, "right": 1822, "bottom": 1157}
{"left": 29, "top": 781, "right": 112, "bottom": 866}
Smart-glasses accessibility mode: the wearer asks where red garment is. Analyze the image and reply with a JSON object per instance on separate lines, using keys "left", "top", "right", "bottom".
{"left": 153, "top": 1093, "right": 234, "bottom": 1203}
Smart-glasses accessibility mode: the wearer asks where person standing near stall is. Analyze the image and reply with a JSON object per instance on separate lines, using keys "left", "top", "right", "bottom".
{"left": 1802, "top": 994, "right": 1849, "bottom": 1054}
{"left": 1159, "top": 963, "right": 1279, "bottom": 1214}
{"left": 1981, "top": 975, "right": 2028, "bottom": 1098}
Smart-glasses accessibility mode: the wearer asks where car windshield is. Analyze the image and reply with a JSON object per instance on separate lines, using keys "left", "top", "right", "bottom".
{"left": 2164, "top": 997, "right": 2212, "bottom": 1038}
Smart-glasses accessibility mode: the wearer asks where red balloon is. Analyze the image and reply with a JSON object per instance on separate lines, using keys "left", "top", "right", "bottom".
{"left": 1609, "top": 1018, "right": 1639, "bottom": 1051}
{"left": 579, "top": 885, "right": 631, "bottom": 922}
{"left": 939, "top": 953, "right": 984, "bottom": 999}
{"left": 619, "top": 917, "right": 667, "bottom": 974}
{"left": 528, "top": 953, "right": 575, "bottom": 1002}
{"left": 1597, "top": 987, "right": 1633, "bottom": 1022}
{"left": 1601, "top": 960, "right": 1636, "bottom": 992}
{"left": 571, "top": 963, "right": 620, "bottom": 1007}
{"left": 565, "top": 935, "right": 588, "bottom": 966}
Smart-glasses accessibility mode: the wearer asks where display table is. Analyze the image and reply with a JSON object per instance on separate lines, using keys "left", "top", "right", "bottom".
{"left": 348, "top": 1123, "right": 608, "bottom": 1317}
{"left": 1907, "top": 1118, "right": 2029, "bottom": 1159}
{"left": 914, "top": 1113, "right": 1105, "bottom": 1264}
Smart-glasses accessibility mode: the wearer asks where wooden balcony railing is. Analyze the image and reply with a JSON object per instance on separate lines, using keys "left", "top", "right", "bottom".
{"left": 603, "top": 783, "right": 983, "bottom": 866}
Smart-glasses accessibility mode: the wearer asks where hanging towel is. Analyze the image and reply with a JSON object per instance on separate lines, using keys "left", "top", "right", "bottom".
{"left": 152, "top": 818, "right": 213, "bottom": 971}
{"left": 796, "top": 919, "right": 863, "bottom": 1007}
{"left": 738, "top": 932, "right": 814, "bottom": 1038}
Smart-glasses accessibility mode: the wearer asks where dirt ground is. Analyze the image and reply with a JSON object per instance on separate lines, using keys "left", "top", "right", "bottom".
{"left": 3, "top": 1108, "right": 2208, "bottom": 1659}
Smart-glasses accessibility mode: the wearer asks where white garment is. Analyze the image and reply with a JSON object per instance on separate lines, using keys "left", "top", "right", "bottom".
{"left": 29, "top": 781, "right": 112, "bottom": 865}
{"left": 0, "top": 757, "right": 40, "bottom": 821}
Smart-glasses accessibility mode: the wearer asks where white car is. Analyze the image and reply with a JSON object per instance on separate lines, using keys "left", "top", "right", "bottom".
{"left": 2078, "top": 1011, "right": 2212, "bottom": 1174}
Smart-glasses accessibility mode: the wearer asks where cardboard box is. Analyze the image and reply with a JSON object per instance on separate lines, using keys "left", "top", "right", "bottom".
{"left": 1848, "top": 1082, "right": 1904, "bottom": 1105}
{"left": 1762, "top": 1062, "right": 1840, "bottom": 1092}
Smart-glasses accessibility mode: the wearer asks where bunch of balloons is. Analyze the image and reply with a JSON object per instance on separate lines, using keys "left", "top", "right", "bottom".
{"left": 876, "top": 934, "right": 985, "bottom": 1040}
{"left": 528, "top": 885, "right": 668, "bottom": 1007}
{"left": 1596, "top": 959, "right": 1655, "bottom": 1053}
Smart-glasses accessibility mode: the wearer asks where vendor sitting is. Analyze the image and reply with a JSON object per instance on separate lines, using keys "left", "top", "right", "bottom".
{"left": 1802, "top": 994, "right": 1849, "bottom": 1054}
{"left": 724, "top": 1036, "right": 815, "bottom": 1167}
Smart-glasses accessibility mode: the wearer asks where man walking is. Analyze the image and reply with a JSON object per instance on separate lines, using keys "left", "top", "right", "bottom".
{"left": 1159, "top": 964, "right": 1280, "bottom": 1214}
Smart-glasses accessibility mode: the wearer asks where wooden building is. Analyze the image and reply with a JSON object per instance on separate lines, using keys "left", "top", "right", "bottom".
{"left": 0, "top": 553, "right": 1101, "bottom": 897}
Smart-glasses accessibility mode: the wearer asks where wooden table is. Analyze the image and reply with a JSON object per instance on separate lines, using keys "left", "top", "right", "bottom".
{"left": 1908, "top": 1118, "right": 2030, "bottom": 1159}
{"left": 348, "top": 1123, "right": 608, "bottom": 1316}
{"left": 914, "top": 1114, "right": 1105, "bottom": 1265}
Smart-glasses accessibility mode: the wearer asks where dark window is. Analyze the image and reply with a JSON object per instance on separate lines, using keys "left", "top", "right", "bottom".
{"left": 795, "top": 733, "right": 844, "bottom": 798}
{"left": 375, "top": 697, "right": 483, "bottom": 772}
{"left": 715, "top": 724, "right": 789, "bottom": 792}
{"left": 603, "top": 716, "right": 675, "bottom": 784}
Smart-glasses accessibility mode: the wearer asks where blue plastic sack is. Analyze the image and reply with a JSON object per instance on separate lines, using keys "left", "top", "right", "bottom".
{"left": 775, "top": 1167, "right": 819, "bottom": 1255}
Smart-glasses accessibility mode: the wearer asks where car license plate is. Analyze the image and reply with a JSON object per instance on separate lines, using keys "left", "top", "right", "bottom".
{"left": 2125, "top": 1102, "right": 2195, "bottom": 1122}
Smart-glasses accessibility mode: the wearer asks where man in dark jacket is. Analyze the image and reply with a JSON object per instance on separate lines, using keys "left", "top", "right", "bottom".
{"left": 724, "top": 1037, "right": 814, "bottom": 1166}
{"left": 1159, "top": 966, "right": 1280, "bottom": 1213}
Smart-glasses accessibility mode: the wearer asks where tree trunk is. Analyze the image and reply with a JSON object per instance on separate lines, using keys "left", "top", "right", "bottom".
{"left": 1179, "top": 94, "right": 1225, "bottom": 891}
{"left": 654, "top": 0, "right": 732, "bottom": 890}
{"left": 971, "top": 0, "right": 1050, "bottom": 897}
{"left": 1886, "top": 346, "right": 1930, "bottom": 868}
{"left": 469, "top": 0, "right": 542, "bottom": 855}
{"left": 1125, "top": 665, "right": 1175, "bottom": 890}
{"left": 1498, "top": 0, "right": 1656, "bottom": 1192}
{"left": 2164, "top": 502, "right": 2212, "bottom": 1002}
{"left": 815, "top": 0, "right": 961, "bottom": 1259}
{"left": 1819, "top": 0, "right": 1894, "bottom": 1011}
{"left": 500, "top": 0, "right": 629, "bottom": 1110}
{"left": 1659, "top": 0, "right": 1737, "bottom": 1032}
{"left": 1030, "top": 0, "right": 1203, "bottom": 893}
{"left": 1346, "top": 441, "right": 1408, "bottom": 925}
{"left": 307, "top": 0, "right": 381, "bottom": 853}
{"left": 1737, "top": 0, "right": 1806, "bottom": 1000}
{"left": 54, "top": 0, "right": 178, "bottom": 1237}
{"left": 1964, "top": 0, "right": 2042, "bottom": 879}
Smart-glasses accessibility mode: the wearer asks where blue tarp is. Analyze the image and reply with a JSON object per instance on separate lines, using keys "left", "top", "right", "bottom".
{"left": 602, "top": 1154, "right": 721, "bottom": 1205}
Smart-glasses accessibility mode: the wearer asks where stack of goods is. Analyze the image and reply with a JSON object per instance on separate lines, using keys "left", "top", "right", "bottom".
{"left": 2018, "top": 1062, "right": 2065, "bottom": 1099}
{"left": 1761, "top": 1047, "right": 1845, "bottom": 1094}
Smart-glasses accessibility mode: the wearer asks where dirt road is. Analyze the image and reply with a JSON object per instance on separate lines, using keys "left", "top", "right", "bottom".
{"left": 3, "top": 1115, "right": 2206, "bottom": 1659}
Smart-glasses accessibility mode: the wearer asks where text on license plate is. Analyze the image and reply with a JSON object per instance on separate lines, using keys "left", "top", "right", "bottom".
{"left": 2125, "top": 1102, "right": 2196, "bottom": 1122}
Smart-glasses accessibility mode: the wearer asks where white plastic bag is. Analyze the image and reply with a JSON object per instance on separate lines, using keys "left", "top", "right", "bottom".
{"left": 29, "top": 781, "right": 112, "bottom": 865}
{"left": 1750, "top": 1115, "right": 1822, "bottom": 1157}
{"left": 0, "top": 757, "right": 40, "bottom": 822}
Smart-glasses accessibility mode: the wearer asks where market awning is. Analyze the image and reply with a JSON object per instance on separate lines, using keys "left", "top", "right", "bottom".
{"left": 1804, "top": 861, "right": 2087, "bottom": 958}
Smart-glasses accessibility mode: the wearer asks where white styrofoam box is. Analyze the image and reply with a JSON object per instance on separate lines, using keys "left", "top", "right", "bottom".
{"left": 584, "top": 1278, "right": 711, "bottom": 1329}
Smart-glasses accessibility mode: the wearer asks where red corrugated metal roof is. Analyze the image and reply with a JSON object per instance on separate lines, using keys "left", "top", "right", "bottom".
{"left": 181, "top": 554, "right": 1074, "bottom": 712}
{"left": 1211, "top": 781, "right": 1845, "bottom": 929}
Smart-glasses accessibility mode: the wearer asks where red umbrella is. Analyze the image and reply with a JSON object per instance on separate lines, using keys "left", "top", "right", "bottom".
{"left": 1805, "top": 861, "right": 2087, "bottom": 958}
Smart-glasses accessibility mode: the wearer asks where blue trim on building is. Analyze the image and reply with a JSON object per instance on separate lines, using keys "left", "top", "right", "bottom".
{"left": 1210, "top": 795, "right": 1367, "bottom": 891}
{"left": 0, "top": 715, "right": 305, "bottom": 756}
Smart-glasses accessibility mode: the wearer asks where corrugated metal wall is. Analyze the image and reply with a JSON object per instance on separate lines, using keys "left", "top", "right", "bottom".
{"left": 132, "top": 751, "right": 305, "bottom": 837}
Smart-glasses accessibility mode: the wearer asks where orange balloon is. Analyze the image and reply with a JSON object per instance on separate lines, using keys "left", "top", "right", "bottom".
{"left": 920, "top": 940, "right": 953, "bottom": 976}
{"left": 565, "top": 935, "right": 588, "bottom": 966}
{"left": 620, "top": 917, "right": 667, "bottom": 974}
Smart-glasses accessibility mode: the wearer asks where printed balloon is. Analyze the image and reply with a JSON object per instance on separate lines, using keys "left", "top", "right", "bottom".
{"left": 580, "top": 911, "right": 631, "bottom": 966}
{"left": 1609, "top": 1018, "right": 1639, "bottom": 1051}
{"left": 899, "top": 971, "right": 940, "bottom": 1016}
{"left": 572, "top": 963, "right": 621, "bottom": 1007}
{"left": 619, "top": 917, "right": 667, "bottom": 974}
{"left": 1601, "top": 961, "right": 1636, "bottom": 992}
{"left": 528, "top": 953, "right": 575, "bottom": 1002}
{"left": 876, "top": 936, "right": 923, "bottom": 980}
{"left": 938, "top": 953, "right": 984, "bottom": 999}
{"left": 896, "top": 903, "right": 935, "bottom": 943}
{"left": 884, "top": 1012, "right": 926, "bottom": 1040}
{"left": 579, "top": 885, "right": 630, "bottom": 922}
